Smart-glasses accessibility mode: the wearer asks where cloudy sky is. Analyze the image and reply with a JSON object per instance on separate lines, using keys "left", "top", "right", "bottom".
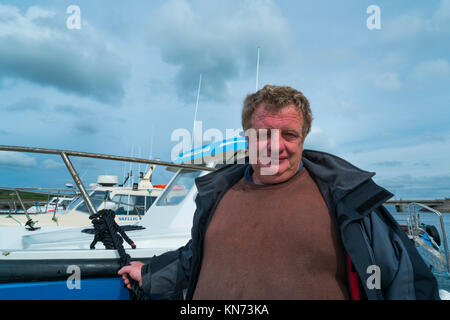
{"left": 0, "top": 0, "right": 449, "bottom": 199}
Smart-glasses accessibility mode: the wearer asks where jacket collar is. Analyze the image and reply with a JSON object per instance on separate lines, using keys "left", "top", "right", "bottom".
{"left": 302, "top": 149, "right": 393, "bottom": 223}
{"left": 301, "top": 149, "right": 375, "bottom": 203}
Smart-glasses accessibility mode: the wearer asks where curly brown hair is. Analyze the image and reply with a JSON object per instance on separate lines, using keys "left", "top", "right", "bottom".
{"left": 242, "top": 85, "right": 313, "bottom": 139}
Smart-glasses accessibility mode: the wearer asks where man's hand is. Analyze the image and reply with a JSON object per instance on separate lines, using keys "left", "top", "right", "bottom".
{"left": 118, "top": 261, "right": 145, "bottom": 290}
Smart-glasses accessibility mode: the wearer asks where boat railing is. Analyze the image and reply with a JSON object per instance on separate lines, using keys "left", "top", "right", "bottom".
{"left": 0, "top": 145, "right": 215, "bottom": 220}
{"left": 1, "top": 196, "right": 145, "bottom": 216}
{"left": 407, "top": 202, "right": 450, "bottom": 273}
{"left": 0, "top": 187, "right": 77, "bottom": 213}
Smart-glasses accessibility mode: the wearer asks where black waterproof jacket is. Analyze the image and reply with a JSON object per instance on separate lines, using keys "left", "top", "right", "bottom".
{"left": 141, "top": 149, "right": 440, "bottom": 300}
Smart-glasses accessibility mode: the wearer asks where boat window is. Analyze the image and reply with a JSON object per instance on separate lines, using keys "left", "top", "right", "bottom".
{"left": 135, "top": 195, "right": 151, "bottom": 212}
{"left": 156, "top": 169, "right": 201, "bottom": 206}
{"left": 146, "top": 196, "right": 157, "bottom": 210}
{"left": 76, "top": 191, "right": 107, "bottom": 213}
{"left": 112, "top": 195, "right": 150, "bottom": 216}
{"left": 113, "top": 194, "right": 134, "bottom": 215}
{"left": 136, "top": 195, "right": 157, "bottom": 213}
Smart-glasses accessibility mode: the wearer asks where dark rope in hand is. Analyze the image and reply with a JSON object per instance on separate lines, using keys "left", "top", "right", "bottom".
{"left": 89, "top": 209, "right": 150, "bottom": 300}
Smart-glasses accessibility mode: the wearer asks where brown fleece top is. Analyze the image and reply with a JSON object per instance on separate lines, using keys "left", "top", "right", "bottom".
{"left": 193, "top": 168, "right": 349, "bottom": 300}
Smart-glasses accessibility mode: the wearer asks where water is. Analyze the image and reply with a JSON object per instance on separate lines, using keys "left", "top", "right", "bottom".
{"left": 385, "top": 205, "right": 450, "bottom": 293}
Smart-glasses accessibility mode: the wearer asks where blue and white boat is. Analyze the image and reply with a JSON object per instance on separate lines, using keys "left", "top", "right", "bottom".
{"left": 0, "top": 139, "right": 245, "bottom": 300}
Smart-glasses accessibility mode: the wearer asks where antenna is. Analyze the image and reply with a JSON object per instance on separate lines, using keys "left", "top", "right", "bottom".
{"left": 127, "top": 144, "right": 134, "bottom": 215}
{"left": 150, "top": 124, "right": 154, "bottom": 160}
{"left": 138, "top": 146, "right": 142, "bottom": 174}
{"left": 121, "top": 144, "right": 128, "bottom": 186}
{"left": 145, "top": 124, "right": 155, "bottom": 172}
{"left": 256, "top": 47, "right": 260, "bottom": 91}
{"left": 128, "top": 144, "right": 134, "bottom": 188}
{"left": 192, "top": 73, "right": 202, "bottom": 149}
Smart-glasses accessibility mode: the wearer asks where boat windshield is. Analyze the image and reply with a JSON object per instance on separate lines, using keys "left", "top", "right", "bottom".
{"left": 112, "top": 194, "right": 157, "bottom": 215}
{"left": 76, "top": 191, "right": 107, "bottom": 213}
{"left": 156, "top": 169, "right": 201, "bottom": 206}
{"left": 65, "top": 190, "right": 106, "bottom": 213}
{"left": 66, "top": 194, "right": 85, "bottom": 211}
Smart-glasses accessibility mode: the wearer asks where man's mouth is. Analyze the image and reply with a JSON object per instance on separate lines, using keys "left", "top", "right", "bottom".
{"left": 259, "top": 157, "right": 288, "bottom": 167}
{"left": 270, "top": 157, "right": 288, "bottom": 162}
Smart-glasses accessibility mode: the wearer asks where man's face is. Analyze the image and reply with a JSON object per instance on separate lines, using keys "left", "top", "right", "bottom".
{"left": 247, "top": 104, "right": 305, "bottom": 185}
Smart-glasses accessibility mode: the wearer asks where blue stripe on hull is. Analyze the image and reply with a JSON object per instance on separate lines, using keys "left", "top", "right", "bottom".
{"left": 0, "top": 278, "right": 131, "bottom": 300}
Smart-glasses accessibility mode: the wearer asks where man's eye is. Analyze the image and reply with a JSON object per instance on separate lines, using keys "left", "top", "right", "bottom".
{"left": 283, "top": 133, "right": 297, "bottom": 139}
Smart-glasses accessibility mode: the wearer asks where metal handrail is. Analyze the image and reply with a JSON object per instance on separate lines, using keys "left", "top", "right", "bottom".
{"left": 0, "top": 145, "right": 216, "bottom": 172}
{"left": 0, "top": 186, "right": 79, "bottom": 194}
{"left": 0, "top": 145, "right": 216, "bottom": 219}
{"left": 407, "top": 202, "right": 450, "bottom": 273}
{"left": 1, "top": 189, "right": 76, "bottom": 216}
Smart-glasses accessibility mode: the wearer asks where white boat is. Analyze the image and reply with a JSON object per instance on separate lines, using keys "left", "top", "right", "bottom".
{"left": 0, "top": 188, "right": 76, "bottom": 215}
{"left": 26, "top": 196, "right": 74, "bottom": 214}
{"left": 0, "top": 167, "right": 205, "bottom": 299}
{"left": 0, "top": 164, "right": 165, "bottom": 228}
{"left": 0, "top": 139, "right": 243, "bottom": 299}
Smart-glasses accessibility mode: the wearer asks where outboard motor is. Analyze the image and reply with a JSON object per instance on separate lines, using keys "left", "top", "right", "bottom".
{"left": 424, "top": 224, "right": 441, "bottom": 247}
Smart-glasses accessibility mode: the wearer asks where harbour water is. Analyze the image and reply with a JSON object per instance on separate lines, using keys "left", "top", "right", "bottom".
{"left": 385, "top": 205, "right": 450, "bottom": 293}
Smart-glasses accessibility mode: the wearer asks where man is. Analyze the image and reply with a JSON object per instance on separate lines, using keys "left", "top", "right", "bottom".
{"left": 119, "top": 85, "right": 440, "bottom": 300}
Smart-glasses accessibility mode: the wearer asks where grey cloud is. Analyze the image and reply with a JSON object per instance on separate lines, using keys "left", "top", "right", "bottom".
{"left": 53, "top": 104, "right": 95, "bottom": 116}
{"left": 410, "top": 59, "right": 450, "bottom": 80}
{"left": 376, "top": 174, "right": 450, "bottom": 199}
{"left": 421, "top": 133, "right": 447, "bottom": 143}
{"left": 73, "top": 120, "right": 99, "bottom": 135}
{"left": 351, "top": 148, "right": 364, "bottom": 154}
{"left": 413, "top": 161, "right": 431, "bottom": 167}
{"left": 146, "top": 79, "right": 171, "bottom": 97}
{"left": 71, "top": 157, "right": 101, "bottom": 173}
{"left": 380, "top": 0, "right": 450, "bottom": 44}
{"left": 42, "top": 158, "right": 65, "bottom": 169}
{"left": 369, "top": 72, "right": 403, "bottom": 92}
{"left": 372, "top": 161, "right": 403, "bottom": 167}
{"left": 304, "top": 127, "right": 337, "bottom": 153}
{"left": 432, "top": 0, "right": 450, "bottom": 33}
{"left": 343, "top": 132, "right": 448, "bottom": 155}
{"left": 0, "top": 5, "right": 130, "bottom": 103}
{"left": 3, "top": 97, "right": 45, "bottom": 112}
{"left": 381, "top": 12, "right": 429, "bottom": 43}
{"left": 0, "top": 151, "right": 37, "bottom": 168}
{"left": 147, "top": 0, "right": 295, "bottom": 102}
{"left": 53, "top": 104, "right": 110, "bottom": 135}
{"left": 53, "top": 105, "right": 80, "bottom": 115}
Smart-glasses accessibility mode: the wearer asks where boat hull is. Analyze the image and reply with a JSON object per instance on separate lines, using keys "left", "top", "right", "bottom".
{"left": 0, "top": 278, "right": 130, "bottom": 300}
{"left": 0, "top": 256, "right": 153, "bottom": 300}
